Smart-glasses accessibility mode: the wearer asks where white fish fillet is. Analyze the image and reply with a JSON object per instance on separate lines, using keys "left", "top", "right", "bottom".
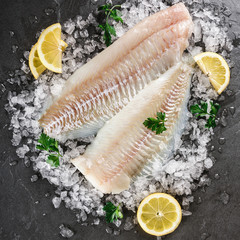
{"left": 72, "top": 63, "right": 193, "bottom": 194}
{"left": 39, "top": 3, "right": 193, "bottom": 142}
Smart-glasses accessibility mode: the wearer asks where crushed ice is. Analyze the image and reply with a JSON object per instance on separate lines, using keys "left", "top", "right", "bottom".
{"left": 59, "top": 224, "right": 74, "bottom": 238}
{"left": 5, "top": 0, "right": 233, "bottom": 231}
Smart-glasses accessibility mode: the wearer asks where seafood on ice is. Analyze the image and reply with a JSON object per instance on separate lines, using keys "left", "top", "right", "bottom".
{"left": 39, "top": 3, "right": 193, "bottom": 142}
{"left": 72, "top": 63, "right": 193, "bottom": 193}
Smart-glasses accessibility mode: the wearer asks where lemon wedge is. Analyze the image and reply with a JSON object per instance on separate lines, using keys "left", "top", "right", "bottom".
{"left": 29, "top": 39, "right": 67, "bottom": 79}
{"left": 29, "top": 43, "right": 46, "bottom": 79}
{"left": 194, "top": 52, "right": 230, "bottom": 94}
{"left": 137, "top": 193, "right": 182, "bottom": 237}
{"left": 37, "top": 23, "right": 67, "bottom": 73}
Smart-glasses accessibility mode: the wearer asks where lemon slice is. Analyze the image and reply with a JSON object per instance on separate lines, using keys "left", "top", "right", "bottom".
{"left": 37, "top": 23, "right": 67, "bottom": 73}
{"left": 29, "top": 40, "right": 67, "bottom": 79}
{"left": 137, "top": 193, "right": 182, "bottom": 237}
{"left": 29, "top": 43, "right": 46, "bottom": 79}
{"left": 194, "top": 52, "right": 230, "bottom": 94}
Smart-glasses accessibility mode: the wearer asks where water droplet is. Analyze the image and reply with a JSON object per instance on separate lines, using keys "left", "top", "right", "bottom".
{"left": 210, "top": 145, "right": 215, "bottom": 151}
{"left": 44, "top": 8, "right": 54, "bottom": 16}
{"left": 106, "top": 226, "right": 113, "bottom": 234}
{"left": 220, "top": 116, "right": 227, "bottom": 127}
{"left": 197, "top": 197, "right": 202, "bottom": 204}
{"left": 228, "top": 61, "right": 235, "bottom": 69}
{"left": 201, "top": 232, "right": 211, "bottom": 240}
{"left": 214, "top": 173, "right": 220, "bottom": 180}
{"left": 218, "top": 137, "right": 226, "bottom": 145}
{"left": 219, "top": 191, "right": 230, "bottom": 205}
{"left": 134, "top": 230, "right": 138, "bottom": 234}
{"left": 182, "top": 210, "right": 192, "bottom": 216}
{"left": 226, "top": 90, "right": 233, "bottom": 96}
{"left": 9, "top": 31, "right": 15, "bottom": 37}
{"left": 29, "top": 15, "right": 39, "bottom": 24}
{"left": 218, "top": 147, "right": 222, "bottom": 153}
{"left": 93, "top": 218, "right": 100, "bottom": 225}
{"left": 23, "top": 51, "right": 29, "bottom": 60}
{"left": 113, "top": 230, "right": 121, "bottom": 236}
{"left": 0, "top": 84, "right": 6, "bottom": 93}
{"left": 30, "top": 175, "right": 38, "bottom": 182}
{"left": 35, "top": 200, "right": 40, "bottom": 204}
{"left": 222, "top": 108, "right": 228, "bottom": 117}
{"left": 35, "top": 31, "right": 41, "bottom": 39}
{"left": 11, "top": 45, "right": 19, "bottom": 53}
{"left": 42, "top": 213, "right": 47, "bottom": 216}
{"left": 24, "top": 159, "right": 31, "bottom": 168}
{"left": 59, "top": 224, "right": 74, "bottom": 238}
{"left": 45, "top": 192, "right": 50, "bottom": 198}
{"left": 229, "top": 106, "right": 235, "bottom": 115}
{"left": 9, "top": 160, "right": 18, "bottom": 166}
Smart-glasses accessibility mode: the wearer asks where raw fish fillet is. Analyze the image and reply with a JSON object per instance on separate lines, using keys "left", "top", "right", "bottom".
{"left": 39, "top": 3, "right": 193, "bottom": 141}
{"left": 72, "top": 63, "right": 192, "bottom": 194}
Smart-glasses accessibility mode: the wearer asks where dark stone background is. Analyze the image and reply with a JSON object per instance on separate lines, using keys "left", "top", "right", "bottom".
{"left": 0, "top": 0, "right": 240, "bottom": 239}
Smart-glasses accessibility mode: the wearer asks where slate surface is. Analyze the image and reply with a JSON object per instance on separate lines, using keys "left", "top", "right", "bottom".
{"left": 0, "top": 0, "right": 240, "bottom": 239}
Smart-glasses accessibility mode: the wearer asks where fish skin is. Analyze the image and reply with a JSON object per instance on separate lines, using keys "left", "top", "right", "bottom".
{"left": 71, "top": 63, "right": 193, "bottom": 194}
{"left": 39, "top": 3, "right": 193, "bottom": 142}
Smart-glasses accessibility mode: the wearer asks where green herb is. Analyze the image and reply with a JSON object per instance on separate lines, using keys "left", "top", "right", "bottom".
{"left": 190, "top": 101, "right": 220, "bottom": 128}
{"left": 143, "top": 112, "right": 167, "bottom": 134}
{"left": 36, "top": 133, "right": 62, "bottom": 167}
{"left": 103, "top": 202, "right": 123, "bottom": 223}
{"left": 98, "top": 4, "right": 123, "bottom": 46}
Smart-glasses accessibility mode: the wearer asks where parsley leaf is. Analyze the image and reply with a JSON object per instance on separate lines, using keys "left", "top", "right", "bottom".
{"left": 110, "top": 9, "right": 123, "bottom": 23}
{"left": 143, "top": 112, "right": 167, "bottom": 134}
{"left": 106, "top": 23, "right": 116, "bottom": 36}
{"left": 190, "top": 101, "right": 220, "bottom": 128}
{"left": 103, "top": 202, "right": 123, "bottom": 223}
{"left": 47, "top": 154, "right": 60, "bottom": 167}
{"left": 98, "top": 4, "right": 112, "bottom": 11}
{"left": 98, "top": 4, "right": 123, "bottom": 46}
{"left": 37, "top": 133, "right": 62, "bottom": 167}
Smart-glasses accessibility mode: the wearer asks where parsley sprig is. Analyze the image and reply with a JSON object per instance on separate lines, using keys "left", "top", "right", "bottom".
{"left": 36, "top": 133, "right": 62, "bottom": 167}
{"left": 190, "top": 101, "right": 220, "bottom": 128}
{"left": 143, "top": 112, "right": 167, "bottom": 134}
{"left": 98, "top": 4, "right": 123, "bottom": 46}
{"left": 103, "top": 202, "right": 123, "bottom": 223}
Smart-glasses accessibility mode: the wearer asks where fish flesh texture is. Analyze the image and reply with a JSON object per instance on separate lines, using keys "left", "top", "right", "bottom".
{"left": 72, "top": 63, "right": 192, "bottom": 193}
{"left": 71, "top": 63, "right": 192, "bottom": 194}
{"left": 39, "top": 3, "right": 193, "bottom": 142}
{"left": 39, "top": 3, "right": 193, "bottom": 141}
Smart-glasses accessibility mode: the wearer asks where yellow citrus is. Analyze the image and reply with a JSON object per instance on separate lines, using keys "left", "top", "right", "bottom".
{"left": 29, "top": 43, "right": 46, "bottom": 79}
{"left": 37, "top": 23, "right": 67, "bottom": 73}
{"left": 194, "top": 52, "right": 230, "bottom": 94}
{"left": 137, "top": 193, "right": 182, "bottom": 236}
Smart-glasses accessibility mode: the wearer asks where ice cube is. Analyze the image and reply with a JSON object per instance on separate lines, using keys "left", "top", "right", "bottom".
{"left": 59, "top": 224, "right": 74, "bottom": 238}
{"left": 52, "top": 197, "right": 61, "bottom": 208}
